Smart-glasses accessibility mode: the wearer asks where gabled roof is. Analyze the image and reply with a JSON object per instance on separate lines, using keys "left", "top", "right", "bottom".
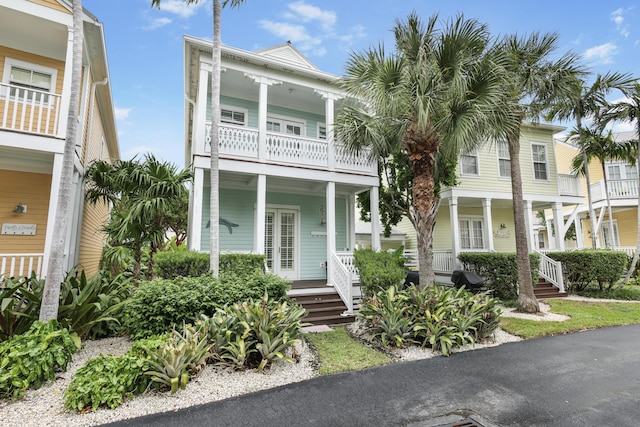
{"left": 254, "top": 41, "right": 319, "bottom": 71}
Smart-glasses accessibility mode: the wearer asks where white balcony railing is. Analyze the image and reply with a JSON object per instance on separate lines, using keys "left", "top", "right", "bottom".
{"left": 590, "top": 179, "right": 638, "bottom": 202}
{"left": 534, "top": 250, "right": 565, "bottom": 293}
{"left": 205, "top": 123, "right": 376, "bottom": 175}
{"left": 0, "top": 83, "right": 61, "bottom": 136}
{"left": 0, "top": 253, "right": 44, "bottom": 280}
{"left": 557, "top": 174, "right": 581, "bottom": 196}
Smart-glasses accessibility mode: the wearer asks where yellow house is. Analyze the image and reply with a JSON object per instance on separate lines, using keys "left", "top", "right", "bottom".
{"left": 551, "top": 131, "right": 638, "bottom": 254}
{"left": 0, "top": 0, "right": 119, "bottom": 279}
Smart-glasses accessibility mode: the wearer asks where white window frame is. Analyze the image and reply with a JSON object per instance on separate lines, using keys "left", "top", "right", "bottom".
{"left": 531, "top": 142, "right": 549, "bottom": 181}
{"left": 497, "top": 141, "right": 511, "bottom": 179}
{"left": 601, "top": 220, "right": 620, "bottom": 248}
{"left": 317, "top": 123, "right": 327, "bottom": 140}
{"left": 2, "top": 58, "right": 57, "bottom": 105}
{"left": 266, "top": 113, "right": 306, "bottom": 137}
{"left": 459, "top": 216, "right": 485, "bottom": 250}
{"left": 220, "top": 104, "right": 248, "bottom": 126}
{"left": 606, "top": 161, "right": 637, "bottom": 180}
{"left": 460, "top": 149, "right": 480, "bottom": 176}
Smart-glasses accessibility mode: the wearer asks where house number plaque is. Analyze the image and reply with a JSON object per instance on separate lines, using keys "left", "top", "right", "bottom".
{"left": 1, "top": 223, "right": 37, "bottom": 235}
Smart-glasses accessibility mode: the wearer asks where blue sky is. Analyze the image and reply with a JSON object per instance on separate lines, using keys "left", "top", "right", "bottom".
{"left": 82, "top": 0, "right": 640, "bottom": 165}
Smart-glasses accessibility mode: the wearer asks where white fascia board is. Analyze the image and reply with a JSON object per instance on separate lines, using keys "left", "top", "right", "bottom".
{"left": 442, "top": 188, "right": 585, "bottom": 205}
{"left": 0, "top": 132, "right": 65, "bottom": 154}
{"left": 0, "top": 0, "right": 71, "bottom": 25}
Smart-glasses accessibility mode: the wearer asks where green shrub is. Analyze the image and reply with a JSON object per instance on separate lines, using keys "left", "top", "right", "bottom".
{"left": 0, "top": 320, "right": 80, "bottom": 398}
{"left": 358, "top": 284, "right": 501, "bottom": 356}
{"left": 457, "top": 252, "right": 540, "bottom": 300}
{"left": 0, "top": 273, "right": 43, "bottom": 341}
{"left": 200, "top": 295, "right": 307, "bottom": 370}
{"left": 154, "top": 251, "right": 267, "bottom": 279}
{"left": 123, "top": 273, "right": 289, "bottom": 339}
{"left": 64, "top": 335, "right": 169, "bottom": 411}
{"left": 354, "top": 248, "right": 406, "bottom": 297}
{"left": 547, "top": 250, "right": 627, "bottom": 292}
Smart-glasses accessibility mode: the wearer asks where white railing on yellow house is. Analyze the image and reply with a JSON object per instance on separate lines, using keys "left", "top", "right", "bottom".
{"left": 433, "top": 250, "right": 454, "bottom": 272}
{"left": 534, "top": 250, "right": 565, "bottom": 293}
{"left": 205, "top": 123, "right": 376, "bottom": 175}
{"left": 590, "top": 179, "right": 639, "bottom": 202}
{"left": 557, "top": 174, "right": 581, "bottom": 196}
{"left": 0, "top": 83, "right": 61, "bottom": 136}
{"left": 0, "top": 253, "right": 44, "bottom": 280}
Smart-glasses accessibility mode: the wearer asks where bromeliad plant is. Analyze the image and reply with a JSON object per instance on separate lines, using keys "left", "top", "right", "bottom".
{"left": 200, "top": 294, "right": 308, "bottom": 371}
{"left": 0, "top": 273, "right": 43, "bottom": 341}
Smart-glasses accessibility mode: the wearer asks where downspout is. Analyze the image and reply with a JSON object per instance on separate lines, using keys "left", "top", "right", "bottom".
{"left": 185, "top": 94, "right": 197, "bottom": 250}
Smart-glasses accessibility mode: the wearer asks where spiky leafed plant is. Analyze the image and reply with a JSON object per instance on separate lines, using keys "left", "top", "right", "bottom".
{"left": 600, "top": 82, "right": 640, "bottom": 282}
{"left": 490, "top": 32, "right": 584, "bottom": 313}
{"left": 151, "top": 0, "right": 247, "bottom": 277}
{"left": 546, "top": 71, "right": 636, "bottom": 248}
{"left": 335, "top": 13, "right": 507, "bottom": 287}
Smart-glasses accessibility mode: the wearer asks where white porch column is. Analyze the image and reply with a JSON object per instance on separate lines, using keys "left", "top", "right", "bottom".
{"left": 524, "top": 200, "right": 534, "bottom": 252}
{"left": 57, "top": 26, "right": 74, "bottom": 138}
{"left": 246, "top": 75, "right": 282, "bottom": 161}
{"left": 326, "top": 182, "right": 336, "bottom": 283}
{"left": 575, "top": 215, "right": 585, "bottom": 248}
{"left": 546, "top": 218, "right": 555, "bottom": 250}
{"left": 348, "top": 193, "right": 356, "bottom": 251}
{"left": 552, "top": 202, "right": 566, "bottom": 251}
{"left": 449, "top": 196, "right": 460, "bottom": 269}
{"left": 254, "top": 175, "right": 267, "bottom": 254}
{"left": 369, "top": 186, "right": 381, "bottom": 250}
{"left": 315, "top": 91, "right": 342, "bottom": 170}
{"left": 42, "top": 153, "right": 64, "bottom": 277}
{"left": 196, "top": 63, "right": 211, "bottom": 154}
{"left": 188, "top": 168, "right": 204, "bottom": 251}
{"left": 482, "top": 198, "right": 494, "bottom": 252}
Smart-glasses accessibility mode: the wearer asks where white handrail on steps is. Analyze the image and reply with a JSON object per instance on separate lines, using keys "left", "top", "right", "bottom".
{"left": 534, "top": 250, "right": 565, "bottom": 293}
{"left": 329, "top": 252, "right": 353, "bottom": 314}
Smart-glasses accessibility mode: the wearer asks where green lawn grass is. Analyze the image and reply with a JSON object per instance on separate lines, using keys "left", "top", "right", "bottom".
{"left": 499, "top": 299, "right": 640, "bottom": 339}
{"left": 304, "top": 326, "right": 392, "bottom": 375}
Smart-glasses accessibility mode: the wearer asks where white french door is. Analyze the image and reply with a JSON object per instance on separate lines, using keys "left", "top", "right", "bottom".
{"left": 265, "top": 208, "right": 298, "bottom": 279}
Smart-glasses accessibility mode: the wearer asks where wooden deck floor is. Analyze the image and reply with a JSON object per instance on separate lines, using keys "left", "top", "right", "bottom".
{"left": 290, "top": 279, "right": 328, "bottom": 290}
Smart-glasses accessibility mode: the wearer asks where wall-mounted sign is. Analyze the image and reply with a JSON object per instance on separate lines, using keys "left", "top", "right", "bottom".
{"left": 1, "top": 223, "right": 37, "bottom": 235}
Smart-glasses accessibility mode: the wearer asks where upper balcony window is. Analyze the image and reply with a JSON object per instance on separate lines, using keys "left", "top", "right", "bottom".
{"left": 2, "top": 58, "right": 57, "bottom": 104}
{"left": 221, "top": 107, "right": 246, "bottom": 126}
{"left": 607, "top": 163, "right": 637, "bottom": 180}
{"left": 267, "top": 115, "right": 305, "bottom": 136}
{"left": 497, "top": 141, "right": 511, "bottom": 178}
{"left": 531, "top": 143, "right": 549, "bottom": 181}
{"left": 318, "top": 124, "right": 327, "bottom": 140}
{"left": 460, "top": 149, "right": 479, "bottom": 176}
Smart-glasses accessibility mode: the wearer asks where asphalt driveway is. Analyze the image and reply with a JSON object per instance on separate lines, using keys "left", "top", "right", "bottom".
{"left": 103, "top": 324, "right": 640, "bottom": 427}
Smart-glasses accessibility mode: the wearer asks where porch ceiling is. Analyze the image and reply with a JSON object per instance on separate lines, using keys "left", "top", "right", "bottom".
{"left": 0, "top": 146, "right": 53, "bottom": 174}
{"left": 452, "top": 196, "right": 576, "bottom": 211}
{"left": 0, "top": 6, "right": 67, "bottom": 61}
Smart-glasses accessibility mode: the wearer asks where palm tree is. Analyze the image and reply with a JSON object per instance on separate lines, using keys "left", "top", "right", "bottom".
{"left": 85, "top": 155, "right": 193, "bottom": 279}
{"left": 151, "top": 0, "right": 246, "bottom": 276}
{"left": 493, "top": 32, "right": 584, "bottom": 313}
{"left": 569, "top": 127, "right": 635, "bottom": 250}
{"left": 600, "top": 83, "right": 640, "bottom": 281}
{"left": 335, "top": 13, "right": 506, "bottom": 287}
{"left": 546, "top": 72, "right": 636, "bottom": 248}
{"left": 39, "top": 0, "right": 84, "bottom": 321}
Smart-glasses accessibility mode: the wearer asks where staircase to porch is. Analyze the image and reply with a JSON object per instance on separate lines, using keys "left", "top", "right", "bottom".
{"left": 288, "top": 280, "right": 356, "bottom": 326}
{"left": 534, "top": 278, "right": 567, "bottom": 299}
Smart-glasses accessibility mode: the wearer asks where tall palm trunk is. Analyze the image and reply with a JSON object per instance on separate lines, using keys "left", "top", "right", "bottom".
{"left": 623, "top": 123, "right": 640, "bottom": 284}
{"left": 209, "top": 0, "right": 221, "bottom": 276}
{"left": 601, "top": 161, "right": 616, "bottom": 248}
{"left": 40, "top": 0, "right": 83, "bottom": 321}
{"left": 508, "top": 132, "right": 539, "bottom": 313}
{"left": 576, "top": 115, "right": 598, "bottom": 248}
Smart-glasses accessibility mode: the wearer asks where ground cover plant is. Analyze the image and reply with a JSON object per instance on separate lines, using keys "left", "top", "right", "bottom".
{"left": 499, "top": 299, "right": 640, "bottom": 339}
{"left": 576, "top": 285, "right": 640, "bottom": 300}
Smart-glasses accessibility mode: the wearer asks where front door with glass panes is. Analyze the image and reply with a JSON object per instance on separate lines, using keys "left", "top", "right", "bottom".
{"left": 264, "top": 209, "right": 298, "bottom": 279}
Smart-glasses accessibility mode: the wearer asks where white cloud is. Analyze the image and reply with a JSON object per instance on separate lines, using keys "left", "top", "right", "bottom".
{"left": 152, "top": 0, "right": 205, "bottom": 18}
{"left": 611, "top": 8, "right": 631, "bottom": 38}
{"left": 583, "top": 42, "right": 618, "bottom": 64}
{"left": 115, "top": 107, "right": 131, "bottom": 121}
{"left": 287, "top": 1, "right": 337, "bottom": 32}
{"left": 259, "top": 20, "right": 326, "bottom": 56}
{"left": 144, "top": 17, "right": 172, "bottom": 30}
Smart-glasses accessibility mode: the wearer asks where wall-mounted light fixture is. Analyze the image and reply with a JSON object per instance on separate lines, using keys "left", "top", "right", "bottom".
{"left": 12, "top": 203, "right": 26, "bottom": 214}
{"left": 500, "top": 223, "right": 506, "bottom": 229}
{"left": 319, "top": 206, "right": 326, "bottom": 226}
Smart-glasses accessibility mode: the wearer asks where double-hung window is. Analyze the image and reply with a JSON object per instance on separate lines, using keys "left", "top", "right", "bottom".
{"left": 317, "top": 124, "right": 327, "bottom": 140}
{"left": 3, "top": 58, "right": 57, "bottom": 105}
{"left": 459, "top": 218, "right": 484, "bottom": 250}
{"left": 497, "top": 141, "right": 511, "bottom": 178}
{"left": 531, "top": 143, "right": 549, "bottom": 180}
{"left": 460, "top": 149, "right": 479, "bottom": 176}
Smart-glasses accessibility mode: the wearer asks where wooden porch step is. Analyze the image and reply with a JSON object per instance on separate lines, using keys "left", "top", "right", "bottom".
{"left": 534, "top": 279, "right": 567, "bottom": 299}
{"left": 289, "top": 290, "right": 356, "bottom": 326}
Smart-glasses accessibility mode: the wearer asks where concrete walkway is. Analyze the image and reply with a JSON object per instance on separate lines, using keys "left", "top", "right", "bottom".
{"left": 104, "top": 324, "right": 640, "bottom": 426}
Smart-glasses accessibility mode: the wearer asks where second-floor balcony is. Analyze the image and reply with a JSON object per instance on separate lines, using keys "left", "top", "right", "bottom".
{"left": 557, "top": 174, "right": 581, "bottom": 196}
{"left": 0, "top": 82, "right": 62, "bottom": 137}
{"left": 591, "top": 179, "right": 638, "bottom": 202}
{"left": 205, "top": 123, "right": 376, "bottom": 176}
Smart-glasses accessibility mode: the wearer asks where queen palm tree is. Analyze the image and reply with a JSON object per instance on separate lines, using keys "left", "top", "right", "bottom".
{"left": 493, "top": 32, "right": 584, "bottom": 313}
{"left": 546, "top": 72, "right": 636, "bottom": 248}
{"left": 40, "top": 0, "right": 84, "bottom": 321}
{"left": 335, "top": 13, "right": 506, "bottom": 287}
{"left": 600, "top": 83, "right": 640, "bottom": 282}
{"left": 151, "top": 0, "right": 246, "bottom": 276}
